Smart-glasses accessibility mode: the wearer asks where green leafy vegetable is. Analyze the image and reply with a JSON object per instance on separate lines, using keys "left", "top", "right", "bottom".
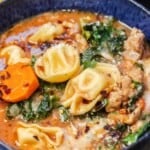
{"left": 40, "top": 80, "right": 66, "bottom": 93}
{"left": 123, "top": 122, "right": 150, "bottom": 145}
{"left": 82, "top": 20, "right": 126, "bottom": 55}
{"left": 97, "top": 146, "right": 101, "bottom": 150}
{"left": 7, "top": 93, "right": 59, "bottom": 121}
{"left": 135, "top": 62, "right": 144, "bottom": 71}
{"left": 36, "top": 94, "right": 59, "bottom": 119}
{"left": 31, "top": 55, "right": 37, "bottom": 66}
{"left": 128, "top": 80, "right": 144, "bottom": 108}
{"left": 7, "top": 79, "right": 66, "bottom": 121}
{"left": 80, "top": 19, "right": 126, "bottom": 69}
{"left": 80, "top": 45, "right": 102, "bottom": 70}
{"left": 81, "top": 55, "right": 97, "bottom": 69}
{"left": 116, "top": 124, "right": 127, "bottom": 133}
{"left": 82, "top": 21, "right": 113, "bottom": 46}
{"left": 59, "top": 106, "right": 70, "bottom": 122}
{"left": 22, "top": 100, "right": 36, "bottom": 121}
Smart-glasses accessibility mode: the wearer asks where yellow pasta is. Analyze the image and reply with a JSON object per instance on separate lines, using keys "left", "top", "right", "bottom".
{"left": 28, "top": 23, "right": 64, "bottom": 44}
{"left": 34, "top": 43, "right": 80, "bottom": 83}
{"left": 71, "top": 68, "right": 108, "bottom": 100}
{"left": 95, "top": 62, "right": 121, "bottom": 85}
{"left": 61, "top": 68, "right": 110, "bottom": 115}
{"left": 0, "top": 45, "right": 30, "bottom": 65}
{"left": 17, "top": 122, "right": 63, "bottom": 150}
{"left": 69, "top": 94, "right": 101, "bottom": 115}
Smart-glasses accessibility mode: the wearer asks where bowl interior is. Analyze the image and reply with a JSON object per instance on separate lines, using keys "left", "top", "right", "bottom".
{"left": 0, "top": 0, "right": 150, "bottom": 150}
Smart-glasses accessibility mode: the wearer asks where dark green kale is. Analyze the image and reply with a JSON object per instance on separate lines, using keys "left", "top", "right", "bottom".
{"left": 81, "top": 20, "right": 126, "bottom": 69}
{"left": 80, "top": 49, "right": 97, "bottom": 69}
{"left": 122, "top": 121, "right": 150, "bottom": 146}
{"left": 82, "top": 20, "right": 114, "bottom": 46}
{"left": 36, "top": 94, "right": 59, "bottom": 120}
{"left": 82, "top": 21, "right": 126, "bottom": 54}
{"left": 22, "top": 100, "right": 36, "bottom": 121}
{"left": 7, "top": 93, "right": 59, "bottom": 121}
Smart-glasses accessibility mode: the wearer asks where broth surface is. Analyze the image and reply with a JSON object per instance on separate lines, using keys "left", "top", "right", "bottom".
{"left": 0, "top": 10, "right": 149, "bottom": 150}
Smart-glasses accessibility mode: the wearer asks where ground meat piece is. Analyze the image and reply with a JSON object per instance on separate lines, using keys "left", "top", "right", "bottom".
{"left": 128, "top": 66, "right": 144, "bottom": 82}
{"left": 106, "top": 75, "right": 136, "bottom": 112}
{"left": 106, "top": 89, "right": 123, "bottom": 112}
{"left": 143, "top": 58, "right": 150, "bottom": 90}
{"left": 121, "top": 75, "right": 133, "bottom": 100}
{"left": 124, "top": 28, "right": 145, "bottom": 56}
{"left": 108, "top": 105, "right": 142, "bottom": 125}
{"left": 119, "top": 60, "right": 144, "bottom": 82}
{"left": 118, "top": 59, "right": 134, "bottom": 75}
{"left": 123, "top": 50, "right": 141, "bottom": 62}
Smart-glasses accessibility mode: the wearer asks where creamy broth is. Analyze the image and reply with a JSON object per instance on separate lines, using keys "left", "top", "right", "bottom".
{"left": 0, "top": 10, "right": 150, "bottom": 150}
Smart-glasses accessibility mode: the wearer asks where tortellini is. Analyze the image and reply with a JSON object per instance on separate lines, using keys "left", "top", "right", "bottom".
{"left": 61, "top": 68, "right": 110, "bottom": 115}
{"left": 0, "top": 45, "right": 30, "bottom": 65}
{"left": 95, "top": 62, "right": 121, "bottom": 85}
{"left": 34, "top": 43, "right": 80, "bottom": 83}
{"left": 28, "top": 23, "right": 64, "bottom": 44}
{"left": 17, "top": 122, "right": 63, "bottom": 150}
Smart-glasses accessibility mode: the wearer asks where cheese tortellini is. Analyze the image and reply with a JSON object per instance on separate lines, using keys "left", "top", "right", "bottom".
{"left": 17, "top": 122, "right": 64, "bottom": 150}
{"left": 0, "top": 45, "right": 30, "bottom": 65}
{"left": 61, "top": 68, "right": 110, "bottom": 115}
{"left": 34, "top": 43, "right": 80, "bottom": 83}
{"left": 95, "top": 62, "right": 121, "bottom": 85}
{"left": 28, "top": 23, "right": 64, "bottom": 44}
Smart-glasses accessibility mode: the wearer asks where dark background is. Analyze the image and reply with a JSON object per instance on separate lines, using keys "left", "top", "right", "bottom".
{"left": 136, "top": 0, "right": 150, "bottom": 10}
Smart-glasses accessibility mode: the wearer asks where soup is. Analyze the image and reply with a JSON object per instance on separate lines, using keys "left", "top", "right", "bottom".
{"left": 0, "top": 10, "right": 150, "bottom": 150}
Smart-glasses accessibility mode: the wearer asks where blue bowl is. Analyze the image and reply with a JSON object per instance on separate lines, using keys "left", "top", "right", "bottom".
{"left": 0, "top": 0, "right": 150, "bottom": 150}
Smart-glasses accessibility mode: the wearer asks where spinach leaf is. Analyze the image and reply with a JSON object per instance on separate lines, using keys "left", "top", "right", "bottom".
{"left": 122, "top": 122, "right": 150, "bottom": 145}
